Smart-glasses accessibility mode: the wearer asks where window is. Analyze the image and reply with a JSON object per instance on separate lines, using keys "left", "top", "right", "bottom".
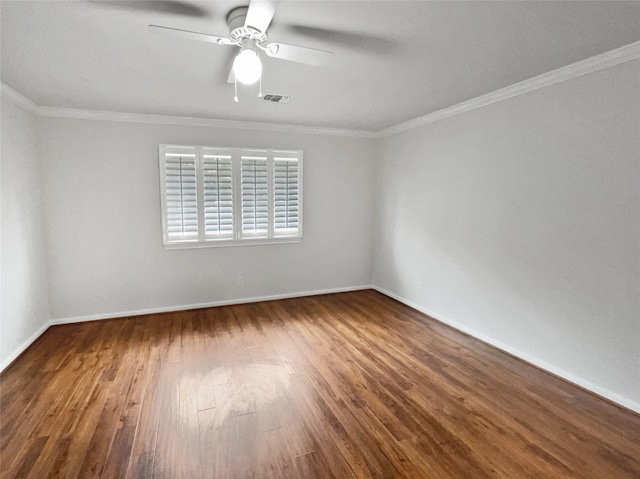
{"left": 159, "top": 145, "right": 302, "bottom": 248}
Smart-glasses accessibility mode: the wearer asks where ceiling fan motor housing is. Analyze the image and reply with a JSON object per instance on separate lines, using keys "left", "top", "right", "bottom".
{"left": 227, "top": 6, "right": 267, "bottom": 43}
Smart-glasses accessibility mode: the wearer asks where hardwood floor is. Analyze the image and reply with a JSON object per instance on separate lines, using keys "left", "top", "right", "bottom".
{"left": 1, "top": 290, "right": 639, "bottom": 478}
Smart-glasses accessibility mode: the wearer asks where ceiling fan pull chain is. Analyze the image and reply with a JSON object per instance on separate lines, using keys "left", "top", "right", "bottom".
{"left": 234, "top": 75, "right": 239, "bottom": 103}
{"left": 258, "top": 74, "right": 263, "bottom": 98}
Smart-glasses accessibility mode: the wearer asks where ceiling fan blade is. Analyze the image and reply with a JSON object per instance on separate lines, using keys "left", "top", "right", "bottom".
{"left": 244, "top": 0, "right": 279, "bottom": 33}
{"left": 264, "top": 43, "right": 332, "bottom": 66}
{"left": 223, "top": 47, "right": 238, "bottom": 84}
{"left": 89, "top": 1, "right": 209, "bottom": 18}
{"left": 148, "top": 25, "right": 235, "bottom": 45}
{"left": 287, "top": 25, "right": 398, "bottom": 54}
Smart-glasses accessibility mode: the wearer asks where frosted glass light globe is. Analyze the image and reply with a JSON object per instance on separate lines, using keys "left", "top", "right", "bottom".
{"left": 233, "top": 49, "right": 262, "bottom": 85}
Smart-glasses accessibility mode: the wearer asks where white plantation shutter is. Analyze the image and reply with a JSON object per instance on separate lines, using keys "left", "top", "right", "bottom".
{"left": 274, "top": 158, "right": 300, "bottom": 236}
{"left": 241, "top": 157, "right": 269, "bottom": 237}
{"left": 160, "top": 145, "right": 302, "bottom": 247}
{"left": 163, "top": 152, "right": 198, "bottom": 241}
{"left": 203, "top": 155, "right": 233, "bottom": 238}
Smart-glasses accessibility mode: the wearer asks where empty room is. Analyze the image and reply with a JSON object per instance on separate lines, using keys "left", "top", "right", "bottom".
{"left": 1, "top": 0, "right": 639, "bottom": 477}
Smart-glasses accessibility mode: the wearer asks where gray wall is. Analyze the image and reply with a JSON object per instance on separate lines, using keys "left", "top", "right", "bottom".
{"left": 373, "top": 60, "right": 640, "bottom": 409}
{"left": 2, "top": 58, "right": 638, "bottom": 412}
{"left": 1, "top": 97, "right": 50, "bottom": 369}
{"left": 39, "top": 118, "right": 375, "bottom": 320}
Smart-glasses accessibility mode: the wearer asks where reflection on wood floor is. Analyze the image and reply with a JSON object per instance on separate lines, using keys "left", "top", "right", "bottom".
{"left": 1, "top": 290, "right": 639, "bottom": 478}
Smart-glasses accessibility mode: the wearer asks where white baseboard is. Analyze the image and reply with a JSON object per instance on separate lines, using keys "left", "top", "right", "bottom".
{"left": 1, "top": 285, "right": 372, "bottom": 374}
{"left": 0, "top": 320, "right": 53, "bottom": 373}
{"left": 372, "top": 286, "right": 640, "bottom": 415}
{"left": 5, "top": 284, "right": 638, "bottom": 416}
{"left": 49, "top": 285, "right": 374, "bottom": 325}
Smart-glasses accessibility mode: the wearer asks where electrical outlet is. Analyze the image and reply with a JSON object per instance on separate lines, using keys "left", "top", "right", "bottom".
{"left": 417, "top": 281, "right": 423, "bottom": 292}
{"left": 237, "top": 276, "right": 244, "bottom": 285}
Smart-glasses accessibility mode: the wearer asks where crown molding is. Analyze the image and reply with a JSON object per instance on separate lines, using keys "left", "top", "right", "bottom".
{"left": 1, "top": 82, "right": 374, "bottom": 138}
{"left": 377, "top": 40, "right": 640, "bottom": 137}
{"left": 3, "top": 40, "right": 639, "bottom": 138}
{"left": 35, "top": 106, "right": 377, "bottom": 138}
{"left": 1, "top": 83, "right": 38, "bottom": 114}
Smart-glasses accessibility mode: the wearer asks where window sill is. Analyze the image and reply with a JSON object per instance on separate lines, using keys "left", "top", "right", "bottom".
{"left": 162, "top": 237, "right": 302, "bottom": 250}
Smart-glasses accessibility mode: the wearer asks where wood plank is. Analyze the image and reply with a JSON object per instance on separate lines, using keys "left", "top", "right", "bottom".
{"left": 1, "top": 290, "right": 639, "bottom": 478}
{"left": 151, "top": 361, "right": 180, "bottom": 479}
{"left": 101, "top": 327, "right": 155, "bottom": 478}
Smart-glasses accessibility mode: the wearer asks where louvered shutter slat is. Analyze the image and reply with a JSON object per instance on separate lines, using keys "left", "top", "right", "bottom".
{"left": 241, "top": 159, "right": 269, "bottom": 237}
{"left": 203, "top": 156, "right": 234, "bottom": 237}
{"left": 164, "top": 155, "right": 198, "bottom": 240}
{"left": 273, "top": 159, "right": 300, "bottom": 234}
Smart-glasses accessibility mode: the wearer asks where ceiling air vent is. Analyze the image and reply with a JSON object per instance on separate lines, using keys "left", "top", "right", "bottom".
{"left": 262, "top": 94, "right": 292, "bottom": 104}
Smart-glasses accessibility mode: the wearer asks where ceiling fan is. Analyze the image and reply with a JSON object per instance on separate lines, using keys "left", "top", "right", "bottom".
{"left": 149, "top": 0, "right": 333, "bottom": 101}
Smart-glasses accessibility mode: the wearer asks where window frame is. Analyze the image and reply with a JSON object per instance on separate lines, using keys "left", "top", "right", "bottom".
{"left": 159, "top": 144, "right": 303, "bottom": 249}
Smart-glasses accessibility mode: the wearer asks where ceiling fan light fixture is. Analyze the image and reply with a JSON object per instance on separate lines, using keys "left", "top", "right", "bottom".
{"left": 233, "top": 48, "right": 262, "bottom": 85}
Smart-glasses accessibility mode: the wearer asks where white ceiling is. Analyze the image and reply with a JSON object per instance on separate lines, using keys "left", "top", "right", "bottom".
{"left": 2, "top": 1, "right": 640, "bottom": 131}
